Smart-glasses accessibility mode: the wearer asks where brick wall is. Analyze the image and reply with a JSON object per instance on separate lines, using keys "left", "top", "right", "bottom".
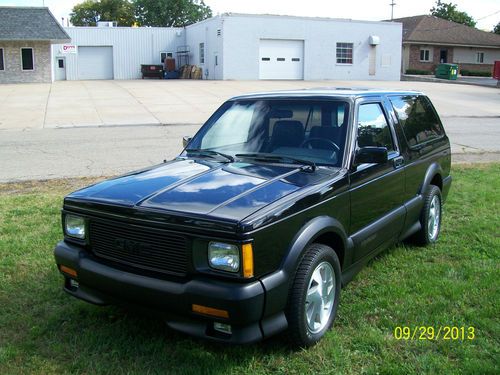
{"left": 406, "top": 44, "right": 454, "bottom": 73}
{"left": 457, "top": 63, "right": 493, "bottom": 74}
{"left": 0, "top": 41, "right": 51, "bottom": 84}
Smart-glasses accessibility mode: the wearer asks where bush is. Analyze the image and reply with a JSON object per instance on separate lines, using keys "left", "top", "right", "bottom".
{"left": 460, "top": 69, "right": 492, "bottom": 77}
{"left": 405, "top": 69, "right": 433, "bottom": 75}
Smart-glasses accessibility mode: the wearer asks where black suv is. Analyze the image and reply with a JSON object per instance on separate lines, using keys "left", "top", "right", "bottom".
{"left": 54, "top": 89, "right": 451, "bottom": 347}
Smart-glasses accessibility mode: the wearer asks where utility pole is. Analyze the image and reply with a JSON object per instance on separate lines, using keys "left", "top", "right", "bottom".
{"left": 390, "top": 1, "right": 396, "bottom": 21}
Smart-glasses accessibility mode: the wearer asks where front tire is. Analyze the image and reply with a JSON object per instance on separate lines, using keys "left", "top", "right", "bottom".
{"left": 412, "top": 185, "right": 442, "bottom": 245}
{"left": 286, "top": 243, "right": 341, "bottom": 347}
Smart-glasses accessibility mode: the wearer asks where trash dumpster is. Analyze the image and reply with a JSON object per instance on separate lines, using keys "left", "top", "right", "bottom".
{"left": 435, "top": 63, "right": 458, "bottom": 80}
{"left": 493, "top": 61, "right": 500, "bottom": 80}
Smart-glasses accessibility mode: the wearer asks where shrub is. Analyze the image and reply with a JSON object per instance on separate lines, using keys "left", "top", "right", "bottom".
{"left": 460, "top": 69, "right": 492, "bottom": 77}
{"left": 405, "top": 69, "right": 433, "bottom": 75}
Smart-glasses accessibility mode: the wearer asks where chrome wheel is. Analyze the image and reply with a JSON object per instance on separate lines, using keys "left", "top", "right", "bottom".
{"left": 428, "top": 195, "right": 441, "bottom": 241}
{"left": 305, "top": 261, "right": 335, "bottom": 334}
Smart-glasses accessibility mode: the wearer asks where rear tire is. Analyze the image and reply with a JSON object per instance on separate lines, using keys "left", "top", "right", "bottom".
{"left": 412, "top": 185, "right": 442, "bottom": 246}
{"left": 286, "top": 243, "right": 341, "bottom": 348}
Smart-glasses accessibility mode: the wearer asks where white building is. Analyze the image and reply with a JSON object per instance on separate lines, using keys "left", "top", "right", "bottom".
{"left": 53, "top": 13, "right": 403, "bottom": 81}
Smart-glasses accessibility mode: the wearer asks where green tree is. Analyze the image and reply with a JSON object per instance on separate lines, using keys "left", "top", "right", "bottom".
{"left": 134, "top": 0, "right": 212, "bottom": 27}
{"left": 494, "top": 22, "right": 500, "bottom": 35}
{"left": 70, "top": 0, "right": 136, "bottom": 27}
{"left": 430, "top": 1, "right": 476, "bottom": 27}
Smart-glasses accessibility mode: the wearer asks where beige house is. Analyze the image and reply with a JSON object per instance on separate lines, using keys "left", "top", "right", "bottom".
{"left": 0, "top": 6, "right": 70, "bottom": 84}
{"left": 394, "top": 15, "right": 500, "bottom": 75}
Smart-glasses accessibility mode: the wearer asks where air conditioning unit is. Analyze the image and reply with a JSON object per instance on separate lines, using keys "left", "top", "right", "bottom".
{"left": 97, "top": 21, "right": 117, "bottom": 28}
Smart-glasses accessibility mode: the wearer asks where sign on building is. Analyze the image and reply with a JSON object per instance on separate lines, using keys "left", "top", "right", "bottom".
{"left": 61, "top": 45, "right": 77, "bottom": 54}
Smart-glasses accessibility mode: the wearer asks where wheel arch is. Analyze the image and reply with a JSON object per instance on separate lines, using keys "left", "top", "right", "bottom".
{"left": 420, "top": 162, "right": 443, "bottom": 194}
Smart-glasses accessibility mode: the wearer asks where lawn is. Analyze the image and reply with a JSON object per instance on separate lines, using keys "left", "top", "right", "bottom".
{"left": 0, "top": 165, "right": 498, "bottom": 374}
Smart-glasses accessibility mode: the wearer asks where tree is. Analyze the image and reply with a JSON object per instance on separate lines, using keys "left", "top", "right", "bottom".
{"left": 494, "top": 22, "right": 500, "bottom": 35}
{"left": 430, "top": 1, "right": 476, "bottom": 27}
{"left": 134, "top": 0, "right": 212, "bottom": 27}
{"left": 70, "top": 0, "right": 136, "bottom": 27}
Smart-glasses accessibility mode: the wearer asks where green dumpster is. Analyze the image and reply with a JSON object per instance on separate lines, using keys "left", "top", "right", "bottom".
{"left": 435, "top": 63, "right": 458, "bottom": 80}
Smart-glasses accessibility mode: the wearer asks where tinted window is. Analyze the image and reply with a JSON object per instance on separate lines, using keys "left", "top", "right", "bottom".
{"left": 188, "top": 100, "right": 350, "bottom": 167}
{"left": 21, "top": 48, "right": 34, "bottom": 70}
{"left": 357, "top": 103, "right": 394, "bottom": 151}
{"left": 390, "top": 95, "right": 444, "bottom": 147}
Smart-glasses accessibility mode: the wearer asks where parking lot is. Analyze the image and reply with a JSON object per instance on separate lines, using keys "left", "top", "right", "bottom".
{"left": 1, "top": 80, "right": 499, "bottom": 182}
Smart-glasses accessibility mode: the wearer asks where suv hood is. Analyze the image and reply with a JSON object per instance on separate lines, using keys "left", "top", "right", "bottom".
{"left": 66, "top": 158, "right": 334, "bottom": 221}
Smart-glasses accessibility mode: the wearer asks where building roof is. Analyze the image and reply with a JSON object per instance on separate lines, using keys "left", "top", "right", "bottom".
{"left": 393, "top": 15, "right": 500, "bottom": 48}
{"left": 0, "top": 6, "right": 70, "bottom": 43}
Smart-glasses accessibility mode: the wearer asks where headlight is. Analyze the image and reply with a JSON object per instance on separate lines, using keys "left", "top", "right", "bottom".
{"left": 208, "top": 242, "right": 239, "bottom": 273}
{"left": 65, "top": 215, "right": 85, "bottom": 239}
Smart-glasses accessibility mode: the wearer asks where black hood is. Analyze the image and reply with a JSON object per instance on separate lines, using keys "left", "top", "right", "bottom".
{"left": 66, "top": 158, "right": 334, "bottom": 222}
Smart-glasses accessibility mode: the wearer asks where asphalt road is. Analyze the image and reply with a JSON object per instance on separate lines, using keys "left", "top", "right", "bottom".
{"left": 1, "top": 117, "right": 498, "bottom": 183}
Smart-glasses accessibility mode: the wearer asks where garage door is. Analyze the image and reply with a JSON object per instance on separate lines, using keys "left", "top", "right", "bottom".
{"left": 77, "top": 46, "right": 114, "bottom": 80}
{"left": 259, "top": 40, "right": 304, "bottom": 80}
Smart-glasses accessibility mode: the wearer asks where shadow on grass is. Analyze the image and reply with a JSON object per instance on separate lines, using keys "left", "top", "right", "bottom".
{"left": 1, "top": 262, "right": 294, "bottom": 374}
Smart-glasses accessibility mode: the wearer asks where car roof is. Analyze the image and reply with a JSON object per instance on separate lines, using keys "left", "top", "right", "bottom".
{"left": 230, "top": 87, "right": 424, "bottom": 101}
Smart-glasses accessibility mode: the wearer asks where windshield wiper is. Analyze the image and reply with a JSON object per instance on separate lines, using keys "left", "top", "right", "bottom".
{"left": 235, "top": 153, "right": 316, "bottom": 171}
{"left": 185, "top": 149, "right": 235, "bottom": 163}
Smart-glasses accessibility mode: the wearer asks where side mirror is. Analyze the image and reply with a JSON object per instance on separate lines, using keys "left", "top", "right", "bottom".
{"left": 355, "top": 147, "right": 388, "bottom": 165}
{"left": 182, "top": 136, "right": 192, "bottom": 148}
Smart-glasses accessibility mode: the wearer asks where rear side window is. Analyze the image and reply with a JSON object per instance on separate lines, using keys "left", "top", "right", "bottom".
{"left": 389, "top": 95, "right": 444, "bottom": 147}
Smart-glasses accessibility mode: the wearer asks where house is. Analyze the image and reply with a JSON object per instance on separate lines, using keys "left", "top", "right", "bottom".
{"left": 394, "top": 15, "right": 500, "bottom": 75}
{"left": 52, "top": 13, "right": 402, "bottom": 81}
{"left": 0, "top": 7, "right": 70, "bottom": 84}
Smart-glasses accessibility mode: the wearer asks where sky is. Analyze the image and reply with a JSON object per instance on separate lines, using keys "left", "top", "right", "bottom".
{"left": 1, "top": 0, "right": 499, "bottom": 31}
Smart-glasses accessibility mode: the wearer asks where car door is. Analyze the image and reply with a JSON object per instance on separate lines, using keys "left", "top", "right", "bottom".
{"left": 349, "top": 99, "right": 406, "bottom": 262}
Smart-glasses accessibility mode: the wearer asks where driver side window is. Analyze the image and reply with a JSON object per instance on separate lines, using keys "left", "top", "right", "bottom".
{"left": 357, "top": 103, "right": 394, "bottom": 151}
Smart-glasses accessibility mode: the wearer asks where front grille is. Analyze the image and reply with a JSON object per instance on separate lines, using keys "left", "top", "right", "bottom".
{"left": 89, "top": 219, "right": 189, "bottom": 276}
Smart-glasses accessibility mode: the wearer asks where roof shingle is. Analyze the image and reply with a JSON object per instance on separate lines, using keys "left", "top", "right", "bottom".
{"left": 0, "top": 6, "right": 70, "bottom": 42}
{"left": 393, "top": 15, "right": 500, "bottom": 48}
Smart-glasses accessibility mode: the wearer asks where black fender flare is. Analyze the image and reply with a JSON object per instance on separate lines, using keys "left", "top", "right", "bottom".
{"left": 259, "top": 216, "right": 351, "bottom": 318}
{"left": 420, "top": 162, "right": 443, "bottom": 195}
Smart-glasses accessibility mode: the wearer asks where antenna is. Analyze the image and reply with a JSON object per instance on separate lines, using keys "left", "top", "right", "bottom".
{"left": 390, "top": 1, "right": 396, "bottom": 21}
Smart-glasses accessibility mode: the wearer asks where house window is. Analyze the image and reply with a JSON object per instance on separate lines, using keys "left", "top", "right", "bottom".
{"left": 21, "top": 48, "right": 34, "bottom": 71}
{"left": 336, "top": 43, "right": 353, "bottom": 64}
{"left": 160, "top": 52, "right": 173, "bottom": 64}
{"left": 420, "top": 48, "right": 431, "bottom": 62}
{"left": 476, "top": 52, "right": 484, "bottom": 63}
{"left": 0, "top": 48, "right": 4, "bottom": 71}
{"left": 199, "top": 43, "right": 205, "bottom": 64}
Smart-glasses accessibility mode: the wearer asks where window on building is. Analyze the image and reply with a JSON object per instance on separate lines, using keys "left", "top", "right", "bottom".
{"left": 199, "top": 43, "right": 205, "bottom": 64}
{"left": 420, "top": 48, "right": 431, "bottom": 62}
{"left": 0, "top": 48, "right": 4, "bottom": 71}
{"left": 160, "top": 52, "right": 173, "bottom": 64}
{"left": 336, "top": 43, "right": 353, "bottom": 64}
{"left": 21, "top": 48, "right": 34, "bottom": 71}
{"left": 476, "top": 52, "right": 484, "bottom": 63}
{"left": 357, "top": 103, "right": 394, "bottom": 151}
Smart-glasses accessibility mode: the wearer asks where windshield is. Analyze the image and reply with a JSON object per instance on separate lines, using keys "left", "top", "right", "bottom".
{"left": 185, "top": 99, "right": 350, "bottom": 167}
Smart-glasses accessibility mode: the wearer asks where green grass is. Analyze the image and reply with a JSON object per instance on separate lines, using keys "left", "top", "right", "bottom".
{"left": 0, "top": 166, "right": 499, "bottom": 374}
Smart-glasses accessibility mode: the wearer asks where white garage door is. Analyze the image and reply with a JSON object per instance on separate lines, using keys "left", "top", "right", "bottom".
{"left": 259, "top": 40, "right": 304, "bottom": 80}
{"left": 77, "top": 46, "right": 114, "bottom": 80}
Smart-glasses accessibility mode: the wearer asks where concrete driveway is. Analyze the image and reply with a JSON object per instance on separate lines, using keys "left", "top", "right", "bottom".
{"left": 0, "top": 79, "right": 499, "bottom": 182}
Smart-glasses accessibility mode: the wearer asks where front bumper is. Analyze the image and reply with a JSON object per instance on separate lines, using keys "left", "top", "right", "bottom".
{"left": 54, "top": 241, "right": 287, "bottom": 343}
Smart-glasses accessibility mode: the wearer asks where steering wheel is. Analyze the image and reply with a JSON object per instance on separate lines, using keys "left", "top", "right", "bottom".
{"left": 300, "top": 138, "right": 340, "bottom": 158}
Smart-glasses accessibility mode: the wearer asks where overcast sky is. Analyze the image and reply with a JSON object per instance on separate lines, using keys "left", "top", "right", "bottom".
{"left": 1, "top": 0, "right": 499, "bottom": 30}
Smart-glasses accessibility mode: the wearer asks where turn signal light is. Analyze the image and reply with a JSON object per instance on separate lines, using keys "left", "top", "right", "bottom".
{"left": 242, "top": 243, "right": 254, "bottom": 278}
{"left": 192, "top": 304, "right": 229, "bottom": 318}
{"left": 59, "top": 265, "right": 78, "bottom": 278}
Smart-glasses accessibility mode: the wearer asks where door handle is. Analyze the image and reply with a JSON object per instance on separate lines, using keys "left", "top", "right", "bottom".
{"left": 393, "top": 156, "right": 405, "bottom": 168}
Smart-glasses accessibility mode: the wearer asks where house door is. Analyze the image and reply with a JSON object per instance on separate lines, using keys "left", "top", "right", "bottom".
{"left": 440, "top": 49, "right": 448, "bottom": 63}
{"left": 55, "top": 57, "right": 66, "bottom": 80}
